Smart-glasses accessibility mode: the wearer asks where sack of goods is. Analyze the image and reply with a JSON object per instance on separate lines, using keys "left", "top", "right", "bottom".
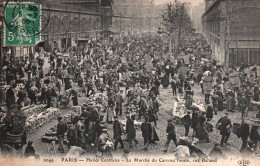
{"left": 175, "top": 145, "right": 190, "bottom": 158}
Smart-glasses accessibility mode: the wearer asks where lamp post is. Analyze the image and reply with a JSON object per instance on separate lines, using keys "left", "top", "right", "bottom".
{"left": 0, "top": 16, "right": 6, "bottom": 108}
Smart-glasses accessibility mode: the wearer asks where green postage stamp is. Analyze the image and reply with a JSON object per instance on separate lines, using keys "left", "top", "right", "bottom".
{"left": 4, "top": 2, "right": 41, "bottom": 46}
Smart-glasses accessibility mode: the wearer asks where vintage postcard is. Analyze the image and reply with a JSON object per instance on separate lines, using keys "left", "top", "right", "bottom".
{"left": 0, "top": 0, "right": 260, "bottom": 166}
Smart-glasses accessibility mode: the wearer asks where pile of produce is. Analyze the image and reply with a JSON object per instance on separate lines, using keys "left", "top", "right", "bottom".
{"left": 190, "top": 103, "right": 206, "bottom": 112}
{"left": 22, "top": 104, "right": 46, "bottom": 117}
{"left": 41, "top": 126, "right": 58, "bottom": 143}
{"left": 25, "top": 108, "right": 61, "bottom": 133}
{"left": 172, "top": 97, "right": 187, "bottom": 124}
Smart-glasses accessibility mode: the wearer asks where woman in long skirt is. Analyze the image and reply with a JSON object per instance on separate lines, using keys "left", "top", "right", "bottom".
{"left": 148, "top": 112, "right": 159, "bottom": 144}
{"left": 107, "top": 98, "right": 115, "bottom": 123}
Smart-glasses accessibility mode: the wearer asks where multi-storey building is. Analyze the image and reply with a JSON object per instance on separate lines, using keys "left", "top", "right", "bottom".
{"left": 202, "top": 0, "right": 260, "bottom": 66}
{"left": 111, "top": 0, "right": 161, "bottom": 36}
{"left": 0, "top": 0, "right": 163, "bottom": 56}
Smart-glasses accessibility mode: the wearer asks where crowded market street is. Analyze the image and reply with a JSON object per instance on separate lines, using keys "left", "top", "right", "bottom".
{"left": 0, "top": 0, "right": 260, "bottom": 163}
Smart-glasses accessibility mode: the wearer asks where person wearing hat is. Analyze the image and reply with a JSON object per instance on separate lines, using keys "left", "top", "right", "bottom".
{"left": 163, "top": 118, "right": 177, "bottom": 153}
{"left": 150, "top": 94, "right": 160, "bottom": 120}
{"left": 217, "top": 113, "right": 232, "bottom": 146}
{"left": 206, "top": 102, "right": 214, "bottom": 121}
{"left": 57, "top": 117, "right": 67, "bottom": 153}
{"left": 107, "top": 97, "right": 115, "bottom": 123}
{"left": 75, "top": 116, "right": 85, "bottom": 148}
{"left": 126, "top": 114, "right": 138, "bottom": 148}
{"left": 226, "top": 89, "right": 235, "bottom": 112}
{"left": 211, "top": 91, "right": 219, "bottom": 115}
{"left": 244, "top": 86, "right": 253, "bottom": 108}
{"left": 239, "top": 93, "right": 248, "bottom": 118}
{"left": 115, "top": 90, "right": 124, "bottom": 116}
{"left": 170, "top": 79, "right": 177, "bottom": 96}
{"left": 253, "top": 84, "right": 259, "bottom": 102}
{"left": 24, "top": 141, "right": 36, "bottom": 158}
{"left": 182, "top": 111, "right": 191, "bottom": 137}
{"left": 97, "top": 127, "right": 113, "bottom": 158}
{"left": 67, "top": 122, "right": 76, "bottom": 148}
{"left": 113, "top": 116, "right": 124, "bottom": 150}
{"left": 89, "top": 107, "right": 100, "bottom": 146}
{"left": 139, "top": 95, "right": 148, "bottom": 119}
{"left": 92, "top": 118, "right": 105, "bottom": 147}
{"left": 215, "top": 87, "right": 224, "bottom": 111}
{"left": 141, "top": 116, "right": 152, "bottom": 150}
{"left": 196, "top": 111, "right": 211, "bottom": 142}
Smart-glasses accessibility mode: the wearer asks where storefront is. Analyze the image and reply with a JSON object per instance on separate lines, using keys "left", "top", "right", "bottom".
{"left": 229, "top": 48, "right": 260, "bottom": 66}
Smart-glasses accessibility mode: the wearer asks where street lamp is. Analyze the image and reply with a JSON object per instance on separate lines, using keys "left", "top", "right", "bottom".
{"left": 0, "top": 15, "right": 6, "bottom": 107}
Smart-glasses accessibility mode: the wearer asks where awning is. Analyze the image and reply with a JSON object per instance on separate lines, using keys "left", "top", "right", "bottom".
{"left": 77, "top": 38, "right": 89, "bottom": 41}
{"left": 102, "top": 28, "right": 119, "bottom": 34}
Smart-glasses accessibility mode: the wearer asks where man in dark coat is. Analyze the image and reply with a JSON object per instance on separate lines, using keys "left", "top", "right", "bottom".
{"left": 150, "top": 85, "right": 159, "bottom": 97}
{"left": 151, "top": 96, "right": 160, "bottom": 120}
{"left": 113, "top": 116, "right": 124, "bottom": 150}
{"left": 164, "top": 119, "right": 177, "bottom": 153}
{"left": 6, "top": 87, "right": 15, "bottom": 108}
{"left": 239, "top": 93, "right": 248, "bottom": 118}
{"left": 215, "top": 87, "right": 223, "bottom": 111}
{"left": 57, "top": 117, "right": 67, "bottom": 153}
{"left": 115, "top": 90, "right": 124, "bottom": 116}
{"left": 192, "top": 109, "right": 199, "bottom": 139}
{"left": 171, "top": 79, "right": 177, "bottom": 96}
{"left": 206, "top": 102, "right": 214, "bottom": 121}
{"left": 217, "top": 113, "right": 231, "bottom": 146}
{"left": 90, "top": 108, "right": 100, "bottom": 146}
{"left": 141, "top": 116, "right": 152, "bottom": 150}
{"left": 139, "top": 95, "right": 148, "bottom": 119}
{"left": 182, "top": 112, "right": 191, "bottom": 137}
{"left": 126, "top": 114, "right": 138, "bottom": 148}
{"left": 161, "top": 74, "right": 169, "bottom": 88}
{"left": 253, "top": 85, "right": 259, "bottom": 101}
{"left": 40, "top": 84, "right": 47, "bottom": 104}
{"left": 244, "top": 87, "right": 252, "bottom": 107}
{"left": 239, "top": 120, "right": 250, "bottom": 152}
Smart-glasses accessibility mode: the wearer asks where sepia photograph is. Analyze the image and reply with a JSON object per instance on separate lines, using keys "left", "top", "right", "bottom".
{"left": 0, "top": 0, "right": 259, "bottom": 165}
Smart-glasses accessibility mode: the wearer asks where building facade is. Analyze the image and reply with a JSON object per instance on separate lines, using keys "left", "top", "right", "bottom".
{"left": 202, "top": 0, "right": 260, "bottom": 66}
{"left": 111, "top": 0, "right": 162, "bottom": 36}
{"left": 0, "top": 0, "right": 163, "bottom": 57}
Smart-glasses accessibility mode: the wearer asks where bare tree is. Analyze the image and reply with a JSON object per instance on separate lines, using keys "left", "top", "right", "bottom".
{"left": 216, "top": 0, "right": 239, "bottom": 67}
{"left": 158, "top": 0, "right": 192, "bottom": 56}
